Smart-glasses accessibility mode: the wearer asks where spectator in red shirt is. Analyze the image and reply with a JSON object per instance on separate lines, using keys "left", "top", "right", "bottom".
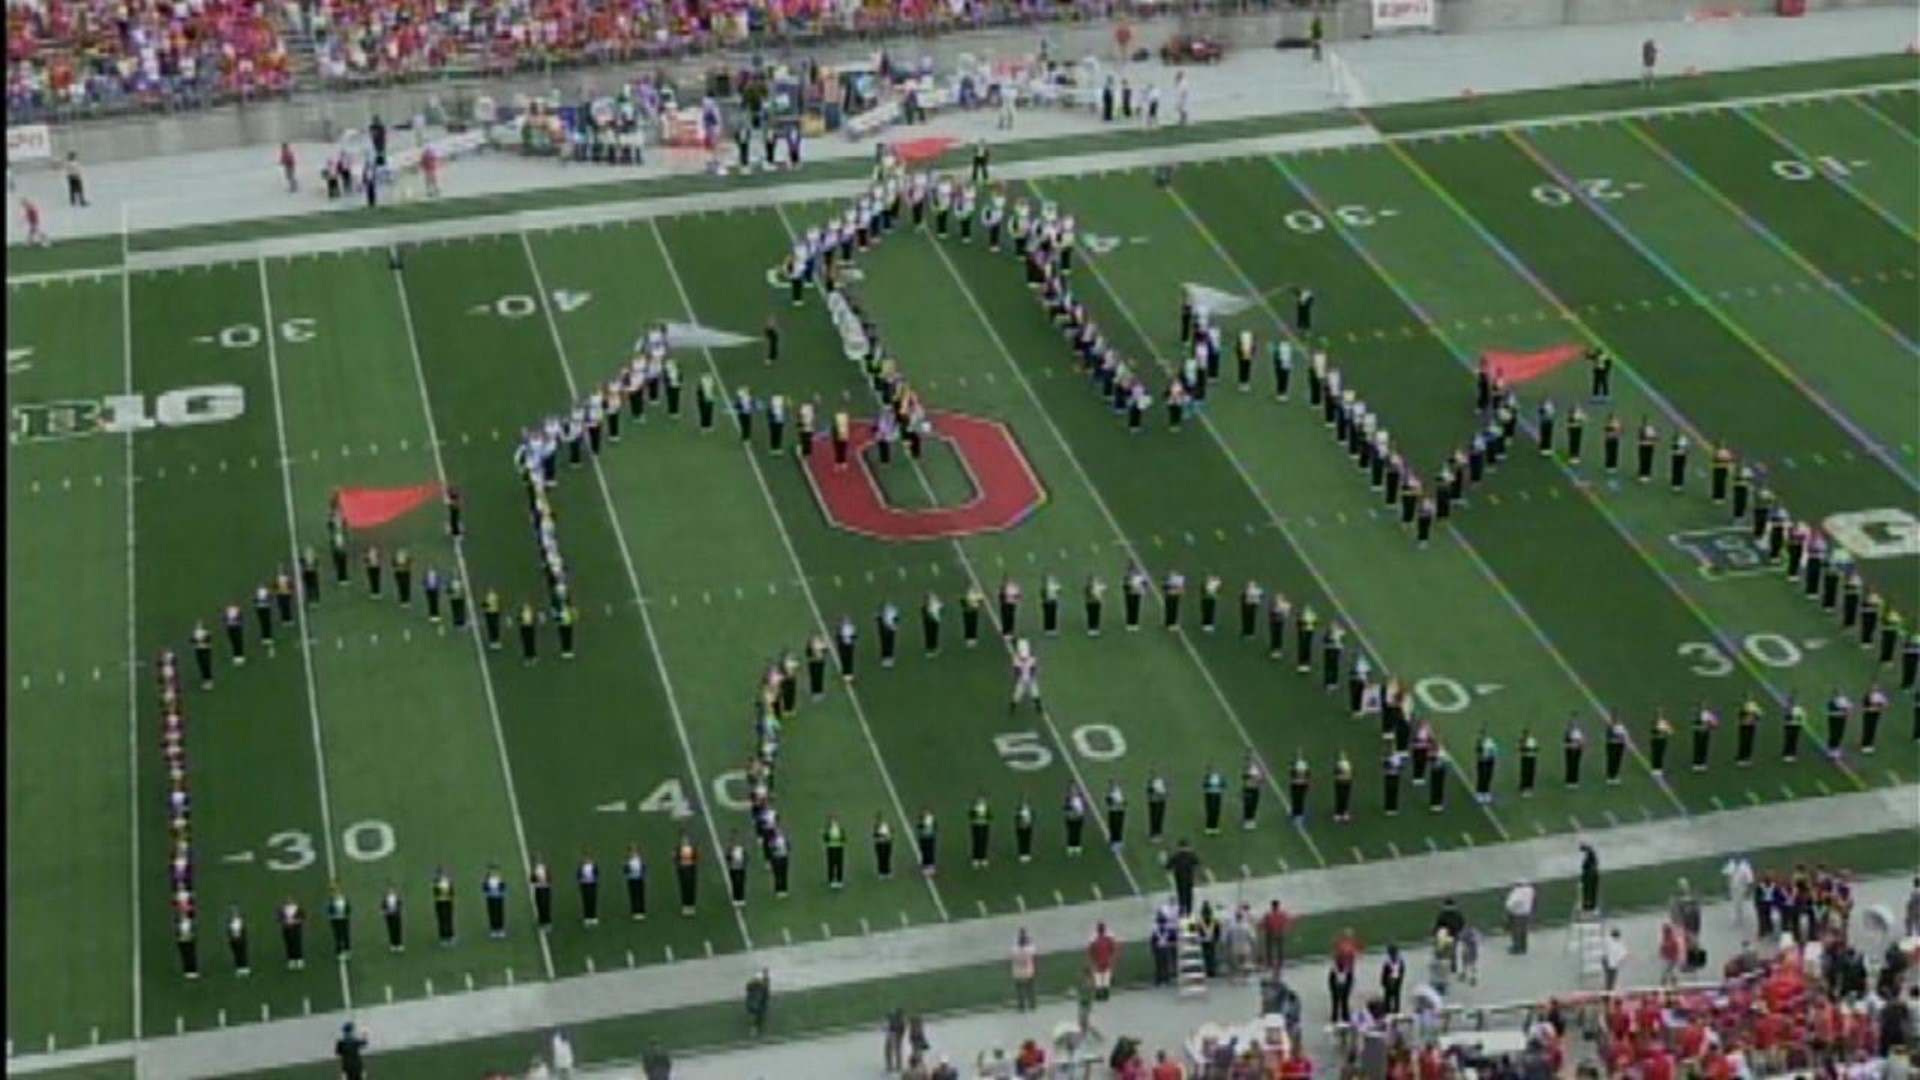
{"left": 1261, "top": 900, "right": 1291, "bottom": 970}
{"left": 1087, "top": 922, "right": 1117, "bottom": 1000}
{"left": 1149, "top": 1049, "right": 1185, "bottom": 1080}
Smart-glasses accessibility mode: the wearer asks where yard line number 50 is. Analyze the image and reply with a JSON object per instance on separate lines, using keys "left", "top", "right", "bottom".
{"left": 994, "top": 725, "right": 1128, "bottom": 771}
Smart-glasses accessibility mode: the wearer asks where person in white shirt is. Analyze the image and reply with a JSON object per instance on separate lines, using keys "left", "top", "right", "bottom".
{"left": 1723, "top": 856, "right": 1755, "bottom": 928}
{"left": 1504, "top": 880, "right": 1537, "bottom": 954}
{"left": 549, "top": 1030, "right": 575, "bottom": 1078}
{"left": 1010, "top": 928, "right": 1038, "bottom": 1011}
{"left": 1602, "top": 929, "right": 1629, "bottom": 991}
{"left": 1010, "top": 639, "right": 1041, "bottom": 713}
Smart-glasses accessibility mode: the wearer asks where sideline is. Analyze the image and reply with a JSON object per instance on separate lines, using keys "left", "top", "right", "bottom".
{"left": 5, "top": 785, "right": 1904, "bottom": 1078}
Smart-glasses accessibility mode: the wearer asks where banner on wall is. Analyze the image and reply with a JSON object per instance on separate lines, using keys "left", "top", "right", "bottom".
{"left": 7, "top": 124, "right": 53, "bottom": 162}
{"left": 1371, "top": 0, "right": 1437, "bottom": 31}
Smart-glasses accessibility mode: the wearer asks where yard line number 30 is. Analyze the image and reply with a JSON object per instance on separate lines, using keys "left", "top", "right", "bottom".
{"left": 263, "top": 819, "right": 397, "bottom": 871}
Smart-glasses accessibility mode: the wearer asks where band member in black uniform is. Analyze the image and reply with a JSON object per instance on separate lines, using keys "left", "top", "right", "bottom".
{"left": 1382, "top": 736, "right": 1404, "bottom": 816}
{"left": 364, "top": 545, "right": 383, "bottom": 596}
{"left": 1240, "top": 580, "right": 1262, "bottom": 640}
{"left": 482, "top": 865, "right": 508, "bottom": 938}
{"left": 529, "top": 858, "right": 554, "bottom": 931}
{"left": 1649, "top": 711, "right": 1673, "bottom": 775}
{"left": 1563, "top": 718, "right": 1586, "bottom": 788}
{"left": 1200, "top": 575, "right": 1220, "bottom": 633}
{"left": 921, "top": 592, "right": 943, "bottom": 657}
{"left": 1518, "top": 728, "right": 1539, "bottom": 796}
{"left": 872, "top": 815, "right": 895, "bottom": 879}
{"left": 278, "top": 897, "right": 306, "bottom": 969}
{"left": 1635, "top": 419, "right": 1657, "bottom": 483}
{"left": 1427, "top": 749, "right": 1449, "bottom": 812}
{"left": 1123, "top": 568, "right": 1147, "bottom": 631}
{"left": 1861, "top": 685, "right": 1886, "bottom": 754}
{"left": 381, "top": 883, "right": 404, "bottom": 951}
{"left": 1588, "top": 347, "right": 1612, "bottom": 400}
{"left": 1332, "top": 752, "right": 1355, "bottom": 822}
{"left": 482, "top": 590, "right": 503, "bottom": 650}
{"left": 1781, "top": 697, "right": 1805, "bottom": 762}
{"left": 1668, "top": 433, "right": 1689, "bottom": 492}
{"left": 1824, "top": 690, "right": 1850, "bottom": 756}
{"left": 1287, "top": 751, "right": 1309, "bottom": 822}
{"left": 1603, "top": 415, "right": 1622, "bottom": 474}
{"left": 518, "top": 603, "right": 538, "bottom": 664}
{"left": 1474, "top": 731, "right": 1497, "bottom": 804}
{"left": 226, "top": 906, "right": 251, "bottom": 975}
{"left": 725, "top": 836, "right": 749, "bottom": 906}
{"left": 968, "top": 794, "right": 992, "bottom": 868}
{"left": 1566, "top": 406, "right": 1585, "bottom": 464}
{"left": 223, "top": 603, "right": 246, "bottom": 665}
{"left": 1085, "top": 575, "right": 1105, "bottom": 637}
{"left": 1202, "top": 765, "right": 1225, "bottom": 835}
{"left": 192, "top": 622, "right": 215, "bottom": 688}
{"left": 1296, "top": 607, "right": 1318, "bottom": 674}
{"left": 300, "top": 547, "right": 321, "bottom": 605}
{"left": 823, "top": 818, "right": 846, "bottom": 889}
{"left": 1062, "top": 786, "right": 1087, "bottom": 856}
{"left": 1240, "top": 755, "right": 1263, "bottom": 830}
{"left": 806, "top": 634, "right": 829, "bottom": 700}
{"left": 768, "top": 829, "right": 792, "bottom": 898}
{"left": 914, "top": 810, "right": 938, "bottom": 875}
{"left": 1104, "top": 780, "right": 1127, "bottom": 851}
{"left": 876, "top": 602, "right": 899, "bottom": 669}
{"left": 1689, "top": 705, "right": 1715, "bottom": 772}
{"left": 177, "top": 914, "right": 199, "bottom": 979}
{"left": 432, "top": 867, "right": 456, "bottom": 946}
{"left": 674, "top": 835, "right": 699, "bottom": 915}
{"left": 1146, "top": 772, "right": 1168, "bottom": 843}
{"left": 962, "top": 586, "right": 985, "bottom": 647}
{"left": 1736, "top": 699, "right": 1760, "bottom": 767}
{"left": 326, "top": 884, "right": 351, "bottom": 959}
{"left": 835, "top": 616, "right": 857, "bottom": 682}
{"left": 1604, "top": 714, "right": 1629, "bottom": 785}
{"left": 623, "top": 846, "right": 648, "bottom": 919}
{"left": 1013, "top": 797, "right": 1035, "bottom": 863}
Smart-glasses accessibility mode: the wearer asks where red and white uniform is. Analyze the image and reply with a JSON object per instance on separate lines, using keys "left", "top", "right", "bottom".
{"left": 1011, "top": 640, "right": 1041, "bottom": 704}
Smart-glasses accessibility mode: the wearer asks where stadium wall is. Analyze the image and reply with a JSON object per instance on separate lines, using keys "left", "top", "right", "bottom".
{"left": 32, "top": 0, "right": 1909, "bottom": 166}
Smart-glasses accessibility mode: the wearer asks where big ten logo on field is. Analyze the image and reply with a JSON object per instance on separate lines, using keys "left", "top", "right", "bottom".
{"left": 11, "top": 386, "right": 246, "bottom": 444}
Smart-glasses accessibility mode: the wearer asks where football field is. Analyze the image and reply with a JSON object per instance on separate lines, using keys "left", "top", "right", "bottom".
{"left": 7, "top": 74, "right": 1918, "bottom": 1062}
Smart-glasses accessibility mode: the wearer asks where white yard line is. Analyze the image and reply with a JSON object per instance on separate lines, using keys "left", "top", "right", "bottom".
{"left": 772, "top": 203, "right": 1148, "bottom": 895}
{"left": 514, "top": 231, "right": 753, "bottom": 952}
{"left": 915, "top": 205, "right": 1332, "bottom": 867}
{"left": 390, "top": 252, "right": 557, "bottom": 981}
{"left": 122, "top": 200, "right": 144, "bottom": 1042}
{"left": 641, "top": 217, "right": 952, "bottom": 923}
{"left": 254, "top": 259, "right": 352, "bottom": 1010}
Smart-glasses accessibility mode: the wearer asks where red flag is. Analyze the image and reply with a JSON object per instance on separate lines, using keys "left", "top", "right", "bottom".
{"left": 892, "top": 136, "right": 958, "bottom": 165}
{"left": 1482, "top": 344, "right": 1583, "bottom": 386}
{"left": 335, "top": 484, "right": 441, "bottom": 529}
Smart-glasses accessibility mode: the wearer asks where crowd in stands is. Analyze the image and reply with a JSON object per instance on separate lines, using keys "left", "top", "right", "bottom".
{"left": 8, "top": 0, "right": 1278, "bottom": 120}
{"left": 7, "top": 0, "right": 292, "bottom": 117}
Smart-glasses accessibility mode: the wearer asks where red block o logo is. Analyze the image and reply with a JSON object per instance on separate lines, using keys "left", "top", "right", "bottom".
{"left": 803, "top": 410, "right": 1046, "bottom": 540}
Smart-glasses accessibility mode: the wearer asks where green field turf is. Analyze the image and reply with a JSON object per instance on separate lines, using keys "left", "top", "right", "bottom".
{"left": 6, "top": 75, "right": 1917, "bottom": 1063}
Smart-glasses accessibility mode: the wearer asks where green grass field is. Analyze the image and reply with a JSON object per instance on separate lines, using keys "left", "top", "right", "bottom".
{"left": 6, "top": 68, "right": 1918, "bottom": 1066}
